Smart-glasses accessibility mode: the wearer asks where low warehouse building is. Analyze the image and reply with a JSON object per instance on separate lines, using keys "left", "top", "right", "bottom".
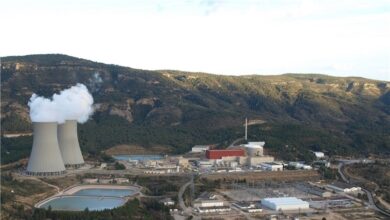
{"left": 259, "top": 162, "right": 283, "bottom": 171}
{"left": 261, "top": 197, "right": 309, "bottom": 211}
{"left": 194, "top": 199, "right": 224, "bottom": 208}
{"left": 192, "top": 145, "right": 210, "bottom": 153}
{"left": 327, "top": 182, "right": 361, "bottom": 193}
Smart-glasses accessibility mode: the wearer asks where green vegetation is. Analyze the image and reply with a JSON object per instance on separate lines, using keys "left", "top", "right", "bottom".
{"left": 1, "top": 136, "right": 32, "bottom": 164}
{"left": 114, "top": 162, "right": 125, "bottom": 170}
{"left": 135, "top": 176, "right": 186, "bottom": 196}
{"left": 30, "top": 198, "right": 171, "bottom": 220}
{"left": 1, "top": 113, "right": 31, "bottom": 132}
{"left": 318, "top": 166, "right": 337, "bottom": 180}
{"left": 1, "top": 54, "right": 389, "bottom": 165}
{"left": 348, "top": 161, "right": 390, "bottom": 203}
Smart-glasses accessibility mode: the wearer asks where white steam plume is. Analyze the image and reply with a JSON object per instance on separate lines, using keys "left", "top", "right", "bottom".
{"left": 28, "top": 83, "right": 94, "bottom": 123}
{"left": 28, "top": 94, "right": 64, "bottom": 123}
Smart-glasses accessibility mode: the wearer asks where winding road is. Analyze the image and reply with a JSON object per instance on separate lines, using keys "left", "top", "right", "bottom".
{"left": 178, "top": 180, "right": 192, "bottom": 216}
{"left": 337, "top": 159, "right": 390, "bottom": 217}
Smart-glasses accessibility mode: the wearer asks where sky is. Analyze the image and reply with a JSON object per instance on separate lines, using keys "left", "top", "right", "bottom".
{"left": 1, "top": 0, "right": 389, "bottom": 81}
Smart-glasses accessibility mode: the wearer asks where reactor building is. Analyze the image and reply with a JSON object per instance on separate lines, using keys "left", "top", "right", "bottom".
{"left": 26, "top": 122, "right": 66, "bottom": 176}
{"left": 244, "top": 142, "right": 264, "bottom": 157}
{"left": 58, "top": 120, "right": 84, "bottom": 168}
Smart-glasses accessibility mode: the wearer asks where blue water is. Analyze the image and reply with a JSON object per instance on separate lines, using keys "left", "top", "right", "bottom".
{"left": 40, "top": 188, "right": 135, "bottom": 211}
{"left": 74, "top": 189, "right": 134, "bottom": 197}
{"left": 40, "top": 196, "right": 125, "bottom": 211}
{"left": 113, "top": 154, "right": 163, "bottom": 161}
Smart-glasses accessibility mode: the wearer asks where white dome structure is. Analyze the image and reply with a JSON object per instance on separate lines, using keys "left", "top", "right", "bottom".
{"left": 58, "top": 120, "right": 84, "bottom": 168}
{"left": 27, "top": 122, "right": 66, "bottom": 176}
{"left": 244, "top": 142, "right": 265, "bottom": 157}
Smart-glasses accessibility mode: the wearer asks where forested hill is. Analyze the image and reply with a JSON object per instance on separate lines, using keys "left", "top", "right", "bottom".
{"left": 1, "top": 54, "right": 390, "bottom": 163}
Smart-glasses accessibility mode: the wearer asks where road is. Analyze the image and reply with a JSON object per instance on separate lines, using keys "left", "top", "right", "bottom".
{"left": 228, "top": 137, "right": 244, "bottom": 148}
{"left": 178, "top": 180, "right": 192, "bottom": 216}
{"left": 337, "top": 159, "right": 390, "bottom": 217}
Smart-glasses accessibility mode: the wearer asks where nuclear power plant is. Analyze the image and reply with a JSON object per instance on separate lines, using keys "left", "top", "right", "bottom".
{"left": 58, "top": 120, "right": 84, "bottom": 168}
{"left": 26, "top": 121, "right": 85, "bottom": 176}
{"left": 26, "top": 122, "right": 67, "bottom": 176}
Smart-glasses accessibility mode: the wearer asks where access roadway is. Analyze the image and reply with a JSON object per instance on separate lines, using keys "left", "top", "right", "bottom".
{"left": 337, "top": 159, "right": 390, "bottom": 217}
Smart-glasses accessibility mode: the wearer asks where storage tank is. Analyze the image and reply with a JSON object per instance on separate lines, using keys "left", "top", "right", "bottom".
{"left": 27, "top": 122, "right": 66, "bottom": 176}
{"left": 58, "top": 120, "right": 84, "bottom": 168}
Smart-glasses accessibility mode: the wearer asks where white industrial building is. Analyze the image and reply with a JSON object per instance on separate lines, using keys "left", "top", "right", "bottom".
{"left": 288, "top": 162, "right": 312, "bottom": 170}
{"left": 327, "top": 182, "right": 362, "bottom": 193}
{"left": 246, "top": 156, "right": 275, "bottom": 166}
{"left": 258, "top": 162, "right": 283, "bottom": 171}
{"left": 58, "top": 120, "right": 84, "bottom": 168}
{"left": 194, "top": 199, "right": 230, "bottom": 214}
{"left": 233, "top": 201, "right": 262, "bottom": 212}
{"left": 26, "top": 122, "right": 66, "bottom": 176}
{"left": 313, "top": 151, "right": 325, "bottom": 159}
{"left": 160, "top": 198, "right": 175, "bottom": 206}
{"left": 261, "top": 197, "right": 309, "bottom": 211}
{"left": 197, "top": 160, "right": 213, "bottom": 168}
{"left": 192, "top": 145, "right": 210, "bottom": 153}
{"left": 195, "top": 206, "right": 231, "bottom": 214}
{"left": 194, "top": 199, "right": 224, "bottom": 208}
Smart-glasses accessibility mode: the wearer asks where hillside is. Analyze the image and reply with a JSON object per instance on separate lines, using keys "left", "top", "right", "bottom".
{"left": 1, "top": 54, "right": 390, "bottom": 163}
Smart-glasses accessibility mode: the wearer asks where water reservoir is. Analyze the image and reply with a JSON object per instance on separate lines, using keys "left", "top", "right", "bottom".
{"left": 38, "top": 187, "right": 138, "bottom": 211}
{"left": 40, "top": 196, "right": 125, "bottom": 211}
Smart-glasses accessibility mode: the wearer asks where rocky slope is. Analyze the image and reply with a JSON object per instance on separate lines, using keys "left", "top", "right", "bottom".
{"left": 1, "top": 54, "right": 389, "bottom": 162}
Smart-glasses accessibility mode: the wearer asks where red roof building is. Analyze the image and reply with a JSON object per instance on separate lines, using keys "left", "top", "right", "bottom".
{"left": 206, "top": 149, "right": 245, "bottom": 159}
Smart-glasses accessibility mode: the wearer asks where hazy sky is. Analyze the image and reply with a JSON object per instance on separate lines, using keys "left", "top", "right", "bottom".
{"left": 1, "top": 0, "right": 389, "bottom": 81}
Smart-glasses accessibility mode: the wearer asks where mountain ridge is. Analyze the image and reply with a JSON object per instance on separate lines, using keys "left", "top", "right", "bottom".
{"left": 2, "top": 53, "right": 386, "bottom": 81}
{"left": 1, "top": 54, "right": 389, "bottom": 164}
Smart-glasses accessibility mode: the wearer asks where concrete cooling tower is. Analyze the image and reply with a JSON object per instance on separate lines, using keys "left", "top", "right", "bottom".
{"left": 27, "top": 122, "right": 66, "bottom": 176}
{"left": 58, "top": 120, "right": 84, "bottom": 168}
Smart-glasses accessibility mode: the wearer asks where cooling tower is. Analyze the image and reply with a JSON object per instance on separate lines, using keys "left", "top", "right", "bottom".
{"left": 27, "top": 122, "right": 66, "bottom": 176}
{"left": 58, "top": 120, "right": 84, "bottom": 168}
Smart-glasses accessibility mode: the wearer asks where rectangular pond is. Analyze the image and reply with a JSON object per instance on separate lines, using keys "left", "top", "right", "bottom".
{"left": 112, "top": 154, "right": 163, "bottom": 161}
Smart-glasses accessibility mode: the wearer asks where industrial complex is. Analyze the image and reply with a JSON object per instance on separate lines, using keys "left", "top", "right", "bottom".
{"left": 17, "top": 116, "right": 389, "bottom": 220}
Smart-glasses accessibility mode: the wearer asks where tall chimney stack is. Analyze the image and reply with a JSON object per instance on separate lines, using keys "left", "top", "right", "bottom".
{"left": 58, "top": 120, "right": 84, "bottom": 168}
{"left": 27, "top": 122, "right": 66, "bottom": 176}
{"left": 245, "top": 118, "right": 248, "bottom": 141}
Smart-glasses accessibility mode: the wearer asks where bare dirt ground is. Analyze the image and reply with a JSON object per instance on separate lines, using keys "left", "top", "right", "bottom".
{"left": 203, "top": 170, "right": 320, "bottom": 182}
{"left": 298, "top": 212, "right": 347, "bottom": 220}
{"left": 378, "top": 197, "right": 390, "bottom": 211}
{"left": 104, "top": 144, "right": 173, "bottom": 155}
{"left": 40, "top": 175, "right": 82, "bottom": 189}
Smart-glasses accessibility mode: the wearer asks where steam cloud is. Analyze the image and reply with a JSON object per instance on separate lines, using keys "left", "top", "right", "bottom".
{"left": 28, "top": 84, "right": 94, "bottom": 123}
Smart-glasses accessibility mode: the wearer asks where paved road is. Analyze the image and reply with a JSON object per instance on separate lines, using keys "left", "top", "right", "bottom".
{"left": 178, "top": 180, "right": 192, "bottom": 216}
{"left": 337, "top": 162, "right": 350, "bottom": 183}
{"left": 228, "top": 137, "right": 245, "bottom": 148}
{"left": 337, "top": 159, "right": 390, "bottom": 217}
